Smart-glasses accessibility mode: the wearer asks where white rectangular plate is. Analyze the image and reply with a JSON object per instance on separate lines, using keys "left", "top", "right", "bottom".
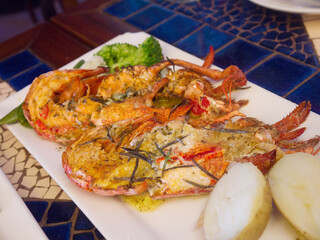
{"left": 0, "top": 168, "right": 48, "bottom": 240}
{"left": 0, "top": 32, "right": 319, "bottom": 240}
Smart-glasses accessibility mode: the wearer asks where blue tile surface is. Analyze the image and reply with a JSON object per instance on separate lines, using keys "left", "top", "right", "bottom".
{"left": 104, "top": 0, "right": 150, "bottom": 19}
{"left": 47, "top": 201, "right": 76, "bottom": 224}
{"left": 176, "top": 25, "right": 235, "bottom": 58}
{"left": 214, "top": 39, "right": 272, "bottom": 72}
{"left": 0, "top": 50, "right": 40, "bottom": 80}
{"left": 151, "top": 0, "right": 319, "bottom": 67}
{"left": 43, "top": 223, "right": 72, "bottom": 240}
{"left": 126, "top": 5, "right": 174, "bottom": 30}
{"left": 148, "top": 14, "right": 203, "bottom": 44}
{"left": 8, "top": 64, "right": 53, "bottom": 91}
{"left": 25, "top": 201, "right": 48, "bottom": 222}
{"left": 75, "top": 210, "right": 94, "bottom": 230}
{"left": 246, "top": 55, "right": 317, "bottom": 96}
{"left": 73, "top": 232, "right": 95, "bottom": 240}
{"left": 25, "top": 200, "right": 105, "bottom": 240}
{"left": 287, "top": 73, "right": 320, "bottom": 114}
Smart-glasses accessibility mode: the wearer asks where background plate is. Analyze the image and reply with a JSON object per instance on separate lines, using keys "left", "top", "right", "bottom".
{"left": 250, "top": 0, "right": 320, "bottom": 14}
{"left": 0, "top": 168, "right": 48, "bottom": 240}
{"left": 0, "top": 32, "right": 319, "bottom": 240}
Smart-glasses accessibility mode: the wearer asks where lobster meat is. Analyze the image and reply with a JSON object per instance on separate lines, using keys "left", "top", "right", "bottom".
{"left": 62, "top": 100, "right": 319, "bottom": 199}
{"left": 23, "top": 57, "right": 248, "bottom": 144}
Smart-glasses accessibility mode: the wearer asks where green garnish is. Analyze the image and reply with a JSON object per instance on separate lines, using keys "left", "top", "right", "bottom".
{"left": 161, "top": 148, "right": 172, "bottom": 177}
{"left": 97, "top": 36, "right": 163, "bottom": 72}
{"left": 155, "top": 142, "right": 172, "bottom": 177}
{"left": 0, "top": 103, "right": 31, "bottom": 128}
{"left": 153, "top": 96, "right": 184, "bottom": 108}
{"left": 0, "top": 106, "right": 19, "bottom": 125}
{"left": 73, "top": 59, "right": 85, "bottom": 69}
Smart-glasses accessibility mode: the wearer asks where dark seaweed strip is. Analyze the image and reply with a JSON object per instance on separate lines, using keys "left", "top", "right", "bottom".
{"left": 67, "top": 97, "right": 74, "bottom": 111}
{"left": 204, "top": 127, "right": 249, "bottom": 134}
{"left": 121, "top": 148, "right": 153, "bottom": 164}
{"left": 129, "top": 159, "right": 139, "bottom": 187}
{"left": 116, "top": 125, "right": 138, "bottom": 148}
{"left": 79, "top": 137, "right": 109, "bottom": 146}
{"left": 106, "top": 126, "right": 115, "bottom": 143}
{"left": 135, "top": 138, "right": 145, "bottom": 150}
{"left": 191, "top": 158, "right": 219, "bottom": 181}
{"left": 183, "top": 179, "right": 214, "bottom": 189}
{"left": 164, "top": 164, "right": 195, "bottom": 172}
{"left": 128, "top": 138, "right": 146, "bottom": 186}
{"left": 161, "top": 135, "right": 189, "bottom": 149}
{"left": 113, "top": 177, "right": 153, "bottom": 182}
{"left": 166, "top": 57, "right": 175, "bottom": 72}
{"left": 89, "top": 96, "right": 113, "bottom": 105}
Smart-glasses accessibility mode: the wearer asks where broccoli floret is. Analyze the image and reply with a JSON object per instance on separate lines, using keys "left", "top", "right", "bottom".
{"left": 96, "top": 36, "right": 163, "bottom": 72}
{"left": 134, "top": 36, "right": 163, "bottom": 67}
{"left": 97, "top": 43, "right": 138, "bottom": 72}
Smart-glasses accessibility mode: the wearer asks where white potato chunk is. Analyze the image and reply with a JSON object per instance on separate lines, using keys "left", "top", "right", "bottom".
{"left": 80, "top": 55, "right": 106, "bottom": 69}
{"left": 203, "top": 162, "right": 272, "bottom": 240}
{"left": 268, "top": 152, "right": 320, "bottom": 240}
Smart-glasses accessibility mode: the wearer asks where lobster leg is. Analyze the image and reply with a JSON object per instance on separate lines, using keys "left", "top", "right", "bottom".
{"left": 273, "top": 101, "right": 311, "bottom": 132}
{"left": 236, "top": 149, "right": 277, "bottom": 175}
{"left": 277, "top": 136, "right": 320, "bottom": 155}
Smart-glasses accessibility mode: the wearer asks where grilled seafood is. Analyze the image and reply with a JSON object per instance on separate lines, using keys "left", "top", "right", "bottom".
{"left": 23, "top": 57, "right": 248, "bottom": 144}
{"left": 23, "top": 67, "right": 109, "bottom": 144}
{"left": 62, "top": 100, "right": 319, "bottom": 199}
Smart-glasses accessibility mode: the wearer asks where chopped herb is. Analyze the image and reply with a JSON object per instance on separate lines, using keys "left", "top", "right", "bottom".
{"left": 73, "top": 59, "right": 85, "bottom": 69}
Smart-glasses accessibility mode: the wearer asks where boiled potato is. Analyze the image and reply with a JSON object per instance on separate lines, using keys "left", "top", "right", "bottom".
{"left": 203, "top": 162, "right": 272, "bottom": 240}
{"left": 268, "top": 152, "right": 320, "bottom": 240}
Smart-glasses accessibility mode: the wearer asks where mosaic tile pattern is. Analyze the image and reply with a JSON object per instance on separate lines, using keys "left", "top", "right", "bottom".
{"left": 0, "top": 79, "right": 104, "bottom": 239}
{"left": 153, "top": 0, "right": 320, "bottom": 67}
{"left": 0, "top": 124, "right": 68, "bottom": 200}
{"left": 25, "top": 201, "right": 105, "bottom": 240}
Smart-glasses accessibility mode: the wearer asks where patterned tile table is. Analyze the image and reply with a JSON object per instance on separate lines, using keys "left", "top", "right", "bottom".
{"left": 1, "top": 1, "right": 320, "bottom": 239}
